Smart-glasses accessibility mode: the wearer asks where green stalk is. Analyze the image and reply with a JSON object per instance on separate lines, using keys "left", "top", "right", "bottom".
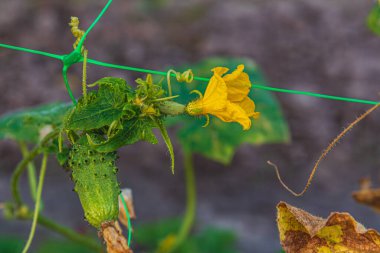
{"left": 11, "top": 131, "right": 59, "bottom": 207}
{"left": 168, "top": 152, "right": 197, "bottom": 252}
{"left": 11, "top": 134, "right": 101, "bottom": 251}
{"left": 19, "top": 142, "right": 37, "bottom": 201}
{"left": 36, "top": 215, "right": 102, "bottom": 252}
{"left": 14, "top": 209, "right": 102, "bottom": 251}
{"left": 22, "top": 153, "right": 48, "bottom": 253}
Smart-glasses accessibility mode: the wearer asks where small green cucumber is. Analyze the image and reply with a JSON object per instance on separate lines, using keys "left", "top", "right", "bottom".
{"left": 68, "top": 135, "right": 120, "bottom": 228}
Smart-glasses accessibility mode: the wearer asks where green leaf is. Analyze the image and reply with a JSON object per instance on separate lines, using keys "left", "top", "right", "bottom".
{"left": 0, "top": 235, "right": 24, "bottom": 253}
{"left": 166, "top": 57, "right": 290, "bottom": 165}
{"left": 134, "top": 218, "right": 182, "bottom": 249}
{"left": 134, "top": 218, "right": 239, "bottom": 253}
{"left": 153, "top": 118, "right": 175, "bottom": 174}
{"left": 88, "top": 116, "right": 158, "bottom": 153}
{"left": 0, "top": 102, "right": 71, "bottom": 143}
{"left": 65, "top": 77, "right": 134, "bottom": 131}
{"left": 36, "top": 239, "right": 95, "bottom": 253}
{"left": 367, "top": 3, "right": 380, "bottom": 36}
{"left": 56, "top": 146, "right": 70, "bottom": 166}
{"left": 188, "top": 227, "right": 237, "bottom": 253}
{"left": 91, "top": 77, "right": 134, "bottom": 103}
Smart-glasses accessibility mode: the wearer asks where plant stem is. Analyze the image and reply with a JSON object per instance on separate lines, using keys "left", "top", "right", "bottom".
{"left": 36, "top": 215, "right": 102, "bottom": 252}
{"left": 22, "top": 153, "right": 48, "bottom": 253}
{"left": 82, "top": 49, "right": 88, "bottom": 103}
{"left": 169, "top": 152, "right": 197, "bottom": 252}
{"left": 11, "top": 131, "right": 59, "bottom": 207}
{"left": 11, "top": 148, "right": 41, "bottom": 206}
{"left": 13, "top": 139, "right": 102, "bottom": 251}
{"left": 19, "top": 142, "right": 37, "bottom": 201}
{"left": 178, "top": 152, "right": 197, "bottom": 241}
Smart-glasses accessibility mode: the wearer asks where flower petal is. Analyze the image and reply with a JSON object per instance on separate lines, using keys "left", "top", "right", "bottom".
{"left": 226, "top": 74, "right": 250, "bottom": 102}
{"left": 223, "top": 65, "right": 251, "bottom": 102}
{"left": 213, "top": 101, "right": 252, "bottom": 130}
{"left": 212, "top": 67, "right": 229, "bottom": 76}
{"left": 237, "top": 97, "right": 260, "bottom": 119}
{"left": 202, "top": 74, "right": 228, "bottom": 112}
{"left": 223, "top": 64, "right": 245, "bottom": 82}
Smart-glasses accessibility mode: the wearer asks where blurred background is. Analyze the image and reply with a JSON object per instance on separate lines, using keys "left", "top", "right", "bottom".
{"left": 0, "top": 0, "right": 379, "bottom": 252}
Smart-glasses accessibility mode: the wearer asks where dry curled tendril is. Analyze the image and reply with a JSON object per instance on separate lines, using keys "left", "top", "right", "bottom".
{"left": 268, "top": 102, "right": 380, "bottom": 197}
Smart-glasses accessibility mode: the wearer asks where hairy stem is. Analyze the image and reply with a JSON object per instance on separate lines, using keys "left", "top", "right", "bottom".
{"left": 82, "top": 49, "right": 88, "bottom": 103}
{"left": 11, "top": 131, "right": 58, "bottom": 207}
{"left": 19, "top": 142, "right": 37, "bottom": 201}
{"left": 168, "top": 152, "right": 197, "bottom": 252}
{"left": 178, "top": 152, "right": 197, "bottom": 242}
{"left": 36, "top": 215, "right": 102, "bottom": 252}
{"left": 22, "top": 153, "right": 48, "bottom": 253}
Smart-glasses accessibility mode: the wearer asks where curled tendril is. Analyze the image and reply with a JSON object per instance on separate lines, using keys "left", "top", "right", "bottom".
{"left": 268, "top": 102, "right": 380, "bottom": 197}
{"left": 202, "top": 115, "right": 210, "bottom": 128}
{"left": 69, "top": 17, "right": 85, "bottom": 51}
{"left": 152, "top": 95, "right": 179, "bottom": 103}
{"left": 166, "top": 69, "right": 194, "bottom": 96}
{"left": 189, "top": 89, "right": 203, "bottom": 99}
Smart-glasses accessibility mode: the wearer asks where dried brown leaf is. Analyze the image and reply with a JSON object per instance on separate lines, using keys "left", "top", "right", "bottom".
{"left": 352, "top": 178, "right": 380, "bottom": 213}
{"left": 277, "top": 201, "right": 380, "bottom": 253}
{"left": 118, "top": 188, "right": 136, "bottom": 230}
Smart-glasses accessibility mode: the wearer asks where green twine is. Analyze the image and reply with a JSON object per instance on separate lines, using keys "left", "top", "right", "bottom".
{"left": 60, "top": 0, "right": 114, "bottom": 105}
{"left": 0, "top": 42, "right": 377, "bottom": 105}
{"left": 250, "top": 84, "right": 379, "bottom": 105}
{"left": 120, "top": 193, "right": 132, "bottom": 247}
{"left": 0, "top": 43, "right": 63, "bottom": 60}
{"left": 0, "top": 0, "right": 378, "bottom": 106}
{"left": 76, "top": 0, "right": 113, "bottom": 51}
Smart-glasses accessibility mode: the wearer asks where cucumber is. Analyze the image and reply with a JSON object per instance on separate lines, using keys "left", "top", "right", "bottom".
{"left": 68, "top": 135, "right": 120, "bottom": 228}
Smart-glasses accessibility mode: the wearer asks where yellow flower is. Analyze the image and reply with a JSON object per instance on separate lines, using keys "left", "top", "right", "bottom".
{"left": 186, "top": 64, "right": 260, "bottom": 130}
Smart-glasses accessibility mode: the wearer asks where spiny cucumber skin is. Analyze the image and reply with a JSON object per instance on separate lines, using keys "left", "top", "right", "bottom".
{"left": 69, "top": 138, "right": 120, "bottom": 229}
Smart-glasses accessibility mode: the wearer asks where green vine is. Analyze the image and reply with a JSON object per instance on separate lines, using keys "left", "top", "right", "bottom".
{"left": 11, "top": 131, "right": 59, "bottom": 207}
{"left": 173, "top": 152, "right": 197, "bottom": 251}
{"left": 19, "top": 142, "right": 38, "bottom": 202}
{"left": 36, "top": 215, "right": 102, "bottom": 251}
{"left": 22, "top": 153, "right": 48, "bottom": 253}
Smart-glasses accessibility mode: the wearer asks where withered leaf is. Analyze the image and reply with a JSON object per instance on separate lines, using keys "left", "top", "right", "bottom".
{"left": 277, "top": 201, "right": 380, "bottom": 253}
{"left": 352, "top": 178, "right": 380, "bottom": 213}
{"left": 118, "top": 188, "right": 136, "bottom": 230}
